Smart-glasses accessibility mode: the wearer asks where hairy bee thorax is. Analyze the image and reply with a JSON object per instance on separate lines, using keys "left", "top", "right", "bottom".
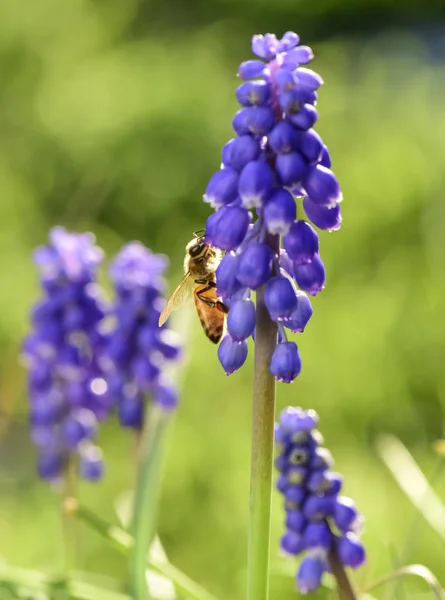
{"left": 184, "top": 238, "right": 222, "bottom": 281}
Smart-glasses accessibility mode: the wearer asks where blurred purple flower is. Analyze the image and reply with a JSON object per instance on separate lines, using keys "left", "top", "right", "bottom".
{"left": 274, "top": 406, "right": 366, "bottom": 593}
{"left": 22, "top": 227, "right": 109, "bottom": 483}
{"left": 104, "top": 242, "right": 181, "bottom": 429}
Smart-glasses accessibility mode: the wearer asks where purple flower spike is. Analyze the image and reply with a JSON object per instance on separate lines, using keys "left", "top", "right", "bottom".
{"left": 106, "top": 241, "right": 182, "bottom": 429}
{"left": 294, "top": 254, "right": 326, "bottom": 295}
{"left": 202, "top": 30, "right": 344, "bottom": 379}
{"left": 217, "top": 335, "right": 248, "bottom": 375}
{"left": 237, "top": 242, "right": 272, "bottom": 289}
{"left": 297, "top": 555, "right": 326, "bottom": 594}
{"left": 22, "top": 227, "right": 109, "bottom": 483}
{"left": 275, "top": 406, "right": 366, "bottom": 593}
{"left": 270, "top": 342, "right": 301, "bottom": 383}
{"left": 264, "top": 277, "right": 298, "bottom": 321}
{"left": 238, "top": 161, "right": 274, "bottom": 209}
{"left": 227, "top": 298, "right": 256, "bottom": 341}
{"left": 264, "top": 189, "right": 296, "bottom": 235}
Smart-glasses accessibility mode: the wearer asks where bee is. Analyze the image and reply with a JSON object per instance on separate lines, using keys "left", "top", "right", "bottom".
{"left": 159, "top": 234, "right": 229, "bottom": 343}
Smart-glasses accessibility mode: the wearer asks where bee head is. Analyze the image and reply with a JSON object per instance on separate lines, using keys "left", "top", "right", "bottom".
{"left": 188, "top": 240, "right": 206, "bottom": 258}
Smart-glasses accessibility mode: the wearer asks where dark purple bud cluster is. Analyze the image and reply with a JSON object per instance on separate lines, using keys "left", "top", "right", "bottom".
{"left": 104, "top": 243, "right": 181, "bottom": 429}
{"left": 21, "top": 227, "right": 109, "bottom": 482}
{"left": 204, "top": 32, "right": 342, "bottom": 380}
{"left": 275, "top": 407, "right": 366, "bottom": 593}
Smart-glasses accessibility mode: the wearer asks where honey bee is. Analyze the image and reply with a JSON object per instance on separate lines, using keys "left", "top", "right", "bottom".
{"left": 159, "top": 234, "right": 228, "bottom": 343}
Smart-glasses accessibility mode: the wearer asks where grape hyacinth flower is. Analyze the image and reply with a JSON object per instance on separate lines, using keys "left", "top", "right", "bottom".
{"left": 105, "top": 242, "right": 181, "bottom": 429}
{"left": 21, "top": 227, "right": 109, "bottom": 482}
{"left": 204, "top": 31, "right": 343, "bottom": 380}
{"left": 275, "top": 407, "right": 366, "bottom": 593}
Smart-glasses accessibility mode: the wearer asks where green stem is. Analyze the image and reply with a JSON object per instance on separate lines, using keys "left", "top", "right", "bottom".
{"left": 0, "top": 564, "right": 131, "bottom": 600}
{"left": 328, "top": 544, "right": 358, "bottom": 600}
{"left": 247, "top": 235, "right": 279, "bottom": 600}
{"left": 130, "top": 403, "right": 170, "bottom": 600}
{"left": 66, "top": 500, "right": 218, "bottom": 600}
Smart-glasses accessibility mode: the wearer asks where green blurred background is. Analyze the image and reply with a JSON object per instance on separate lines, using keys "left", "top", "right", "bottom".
{"left": 1, "top": 0, "right": 445, "bottom": 597}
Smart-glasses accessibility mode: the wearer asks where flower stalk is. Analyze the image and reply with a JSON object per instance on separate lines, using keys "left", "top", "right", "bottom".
{"left": 247, "top": 235, "right": 279, "bottom": 600}
{"left": 328, "top": 544, "right": 358, "bottom": 600}
{"left": 66, "top": 498, "right": 218, "bottom": 600}
{"left": 130, "top": 403, "right": 171, "bottom": 600}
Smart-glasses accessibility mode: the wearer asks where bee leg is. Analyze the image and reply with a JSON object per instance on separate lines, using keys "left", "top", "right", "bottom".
{"left": 196, "top": 282, "right": 229, "bottom": 314}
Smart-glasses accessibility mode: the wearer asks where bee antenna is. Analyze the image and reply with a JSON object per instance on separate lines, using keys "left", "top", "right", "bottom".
{"left": 193, "top": 228, "right": 206, "bottom": 239}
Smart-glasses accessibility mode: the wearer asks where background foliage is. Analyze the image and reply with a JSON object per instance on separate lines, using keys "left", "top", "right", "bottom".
{"left": 1, "top": 0, "right": 445, "bottom": 598}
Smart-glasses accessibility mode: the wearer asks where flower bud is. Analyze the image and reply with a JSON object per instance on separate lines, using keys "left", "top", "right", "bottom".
{"left": 286, "top": 510, "right": 306, "bottom": 533}
{"left": 232, "top": 107, "right": 275, "bottom": 136}
{"left": 235, "top": 80, "right": 271, "bottom": 106}
{"left": 298, "top": 129, "right": 323, "bottom": 164}
{"left": 153, "top": 382, "right": 178, "bottom": 411}
{"left": 284, "top": 220, "right": 319, "bottom": 264}
{"left": 334, "top": 496, "right": 361, "bottom": 533}
{"left": 304, "top": 522, "right": 331, "bottom": 549}
{"left": 294, "top": 254, "right": 325, "bottom": 295}
{"left": 63, "top": 408, "right": 97, "bottom": 449}
{"left": 281, "top": 531, "right": 305, "bottom": 556}
{"left": 227, "top": 299, "right": 256, "bottom": 341}
{"left": 304, "top": 165, "right": 342, "bottom": 207}
{"left": 285, "top": 291, "right": 313, "bottom": 332}
{"left": 264, "top": 277, "right": 298, "bottom": 321}
{"left": 205, "top": 206, "right": 250, "bottom": 251}
{"left": 338, "top": 534, "right": 366, "bottom": 568}
{"left": 222, "top": 136, "right": 261, "bottom": 171}
{"left": 204, "top": 168, "right": 239, "bottom": 208}
{"left": 237, "top": 243, "right": 272, "bottom": 289}
{"left": 215, "top": 252, "right": 240, "bottom": 299}
{"left": 237, "top": 59, "right": 265, "bottom": 79}
{"left": 217, "top": 335, "right": 248, "bottom": 375}
{"left": 268, "top": 121, "right": 299, "bottom": 154}
{"left": 238, "top": 160, "right": 274, "bottom": 209}
{"left": 37, "top": 451, "right": 64, "bottom": 481}
{"left": 78, "top": 444, "right": 104, "bottom": 481}
{"left": 303, "top": 197, "right": 342, "bottom": 231}
{"left": 303, "top": 495, "right": 335, "bottom": 521}
{"left": 297, "top": 555, "right": 326, "bottom": 594}
{"left": 118, "top": 393, "right": 144, "bottom": 428}
{"left": 288, "top": 104, "right": 318, "bottom": 130}
{"left": 270, "top": 342, "right": 302, "bottom": 383}
{"left": 263, "top": 189, "right": 296, "bottom": 235}
{"left": 276, "top": 152, "right": 308, "bottom": 188}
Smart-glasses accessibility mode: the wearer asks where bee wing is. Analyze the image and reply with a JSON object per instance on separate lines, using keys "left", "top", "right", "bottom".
{"left": 159, "top": 272, "right": 192, "bottom": 326}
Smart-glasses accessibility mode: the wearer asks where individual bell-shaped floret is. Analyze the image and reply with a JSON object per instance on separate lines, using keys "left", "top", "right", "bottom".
{"left": 217, "top": 335, "right": 248, "bottom": 375}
